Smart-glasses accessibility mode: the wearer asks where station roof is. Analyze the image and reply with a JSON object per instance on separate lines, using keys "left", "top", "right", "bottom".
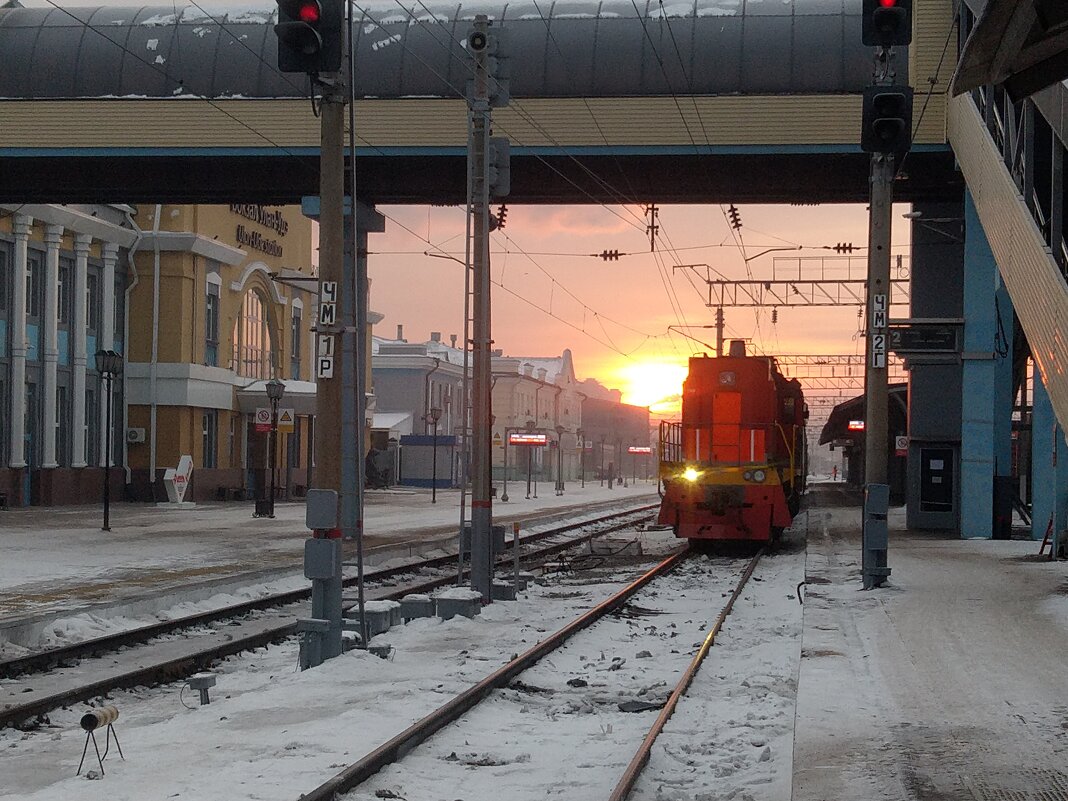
{"left": 0, "top": 1, "right": 888, "bottom": 100}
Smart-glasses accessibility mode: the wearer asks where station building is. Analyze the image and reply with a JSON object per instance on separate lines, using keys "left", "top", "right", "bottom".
{"left": 0, "top": 204, "right": 138, "bottom": 506}
{"left": 125, "top": 203, "right": 319, "bottom": 503}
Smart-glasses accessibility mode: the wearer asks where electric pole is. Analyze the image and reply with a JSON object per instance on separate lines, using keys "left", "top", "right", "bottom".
{"left": 465, "top": 16, "right": 510, "bottom": 602}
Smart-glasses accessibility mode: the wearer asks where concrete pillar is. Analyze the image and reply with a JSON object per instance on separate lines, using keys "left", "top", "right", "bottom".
{"left": 41, "top": 224, "right": 62, "bottom": 469}
{"left": 1031, "top": 375, "right": 1068, "bottom": 545}
{"left": 905, "top": 199, "right": 964, "bottom": 532}
{"left": 99, "top": 243, "right": 119, "bottom": 466}
{"left": 71, "top": 234, "right": 91, "bottom": 468}
{"left": 8, "top": 215, "right": 31, "bottom": 469}
{"left": 960, "top": 191, "right": 1002, "bottom": 539}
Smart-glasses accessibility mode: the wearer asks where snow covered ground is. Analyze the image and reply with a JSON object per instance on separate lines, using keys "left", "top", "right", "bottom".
{"left": 344, "top": 552, "right": 758, "bottom": 801}
{"left": 631, "top": 534, "right": 807, "bottom": 801}
{"left": 0, "top": 529, "right": 682, "bottom": 801}
{"left": 0, "top": 485, "right": 656, "bottom": 631}
{"left": 794, "top": 502, "right": 1068, "bottom": 799}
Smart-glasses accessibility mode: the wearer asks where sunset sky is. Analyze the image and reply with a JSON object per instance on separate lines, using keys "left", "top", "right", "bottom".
{"left": 368, "top": 202, "right": 912, "bottom": 415}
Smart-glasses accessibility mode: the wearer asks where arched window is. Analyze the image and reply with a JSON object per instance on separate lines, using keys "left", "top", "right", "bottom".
{"left": 231, "top": 289, "right": 275, "bottom": 378}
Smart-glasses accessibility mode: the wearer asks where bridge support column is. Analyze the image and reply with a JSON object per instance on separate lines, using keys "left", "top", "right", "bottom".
{"left": 960, "top": 191, "right": 1015, "bottom": 538}
{"left": 1031, "top": 375, "right": 1068, "bottom": 548}
{"left": 905, "top": 200, "right": 964, "bottom": 532}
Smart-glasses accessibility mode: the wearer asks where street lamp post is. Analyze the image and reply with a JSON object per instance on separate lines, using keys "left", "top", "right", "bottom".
{"left": 265, "top": 378, "right": 285, "bottom": 519}
{"left": 577, "top": 428, "right": 585, "bottom": 489}
{"left": 501, "top": 429, "right": 510, "bottom": 503}
{"left": 429, "top": 406, "right": 442, "bottom": 503}
{"left": 555, "top": 424, "right": 565, "bottom": 496}
{"left": 600, "top": 436, "right": 606, "bottom": 487}
{"left": 95, "top": 350, "right": 124, "bottom": 532}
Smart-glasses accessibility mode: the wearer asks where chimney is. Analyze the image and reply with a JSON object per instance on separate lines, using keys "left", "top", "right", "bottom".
{"left": 450, "top": 334, "right": 457, "bottom": 348}
{"left": 536, "top": 368, "right": 548, "bottom": 382}
{"left": 396, "top": 324, "right": 404, "bottom": 342}
{"left": 430, "top": 331, "right": 441, "bottom": 342}
{"left": 728, "top": 339, "right": 746, "bottom": 358}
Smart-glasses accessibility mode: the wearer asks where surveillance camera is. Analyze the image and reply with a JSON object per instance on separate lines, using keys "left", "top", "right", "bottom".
{"left": 468, "top": 30, "right": 488, "bottom": 52}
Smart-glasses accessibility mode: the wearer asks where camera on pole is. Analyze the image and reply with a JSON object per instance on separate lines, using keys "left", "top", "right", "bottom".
{"left": 861, "top": 85, "right": 914, "bottom": 154}
{"left": 862, "top": 0, "right": 912, "bottom": 48}
{"left": 275, "top": 0, "right": 344, "bottom": 74}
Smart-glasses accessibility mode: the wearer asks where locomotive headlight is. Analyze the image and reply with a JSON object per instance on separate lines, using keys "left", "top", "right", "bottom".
{"left": 752, "top": 469, "right": 767, "bottom": 482}
{"left": 743, "top": 470, "right": 753, "bottom": 481}
{"left": 682, "top": 467, "right": 701, "bottom": 482}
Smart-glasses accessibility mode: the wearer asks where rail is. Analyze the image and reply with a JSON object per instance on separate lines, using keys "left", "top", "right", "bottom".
{"left": 1, "top": 505, "right": 658, "bottom": 728}
{"left": 607, "top": 547, "right": 764, "bottom": 801}
{"left": 297, "top": 548, "right": 691, "bottom": 801}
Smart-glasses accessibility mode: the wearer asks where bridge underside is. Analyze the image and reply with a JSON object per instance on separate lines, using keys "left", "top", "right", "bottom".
{"left": 0, "top": 148, "right": 962, "bottom": 205}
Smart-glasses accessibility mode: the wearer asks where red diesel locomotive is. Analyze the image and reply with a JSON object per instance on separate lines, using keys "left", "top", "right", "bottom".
{"left": 658, "top": 340, "right": 807, "bottom": 542}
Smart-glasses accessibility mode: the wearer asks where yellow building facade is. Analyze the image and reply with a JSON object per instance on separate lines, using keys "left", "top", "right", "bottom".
{"left": 126, "top": 203, "right": 318, "bottom": 503}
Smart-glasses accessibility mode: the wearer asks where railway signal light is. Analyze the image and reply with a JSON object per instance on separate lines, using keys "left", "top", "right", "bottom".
{"left": 862, "top": 0, "right": 912, "bottom": 48}
{"left": 275, "top": 0, "right": 343, "bottom": 74}
{"left": 861, "top": 85, "right": 914, "bottom": 153}
{"left": 487, "top": 136, "right": 511, "bottom": 199}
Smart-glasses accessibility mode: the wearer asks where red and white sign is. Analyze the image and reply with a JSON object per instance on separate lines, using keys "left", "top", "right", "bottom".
{"left": 895, "top": 435, "right": 908, "bottom": 457}
{"left": 509, "top": 432, "right": 548, "bottom": 446}
{"left": 163, "top": 454, "right": 194, "bottom": 504}
{"left": 627, "top": 446, "right": 653, "bottom": 454}
{"left": 254, "top": 407, "right": 272, "bottom": 433}
{"left": 847, "top": 420, "right": 866, "bottom": 432}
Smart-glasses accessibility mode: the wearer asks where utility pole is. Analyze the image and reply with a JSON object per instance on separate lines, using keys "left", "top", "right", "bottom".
{"left": 859, "top": 0, "right": 912, "bottom": 590}
{"left": 715, "top": 306, "right": 725, "bottom": 357}
{"left": 465, "top": 16, "right": 510, "bottom": 602}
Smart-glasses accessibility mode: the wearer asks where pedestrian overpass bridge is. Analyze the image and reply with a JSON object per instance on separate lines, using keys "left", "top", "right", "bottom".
{"left": 0, "top": 0, "right": 958, "bottom": 203}
{"left": 4, "top": 0, "right": 1068, "bottom": 544}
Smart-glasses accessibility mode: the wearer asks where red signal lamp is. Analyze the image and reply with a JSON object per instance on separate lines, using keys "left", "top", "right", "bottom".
{"left": 298, "top": 2, "right": 320, "bottom": 22}
{"left": 879, "top": 0, "right": 896, "bottom": 6}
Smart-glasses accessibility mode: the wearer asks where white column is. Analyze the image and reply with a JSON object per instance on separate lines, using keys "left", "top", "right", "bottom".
{"left": 100, "top": 243, "right": 118, "bottom": 466}
{"left": 8, "top": 215, "right": 31, "bottom": 468}
{"left": 70, "top": 234, "right": 91, "bottom": 468}
{"left": 41, "top": 224, "right": 62, "bottom": 469}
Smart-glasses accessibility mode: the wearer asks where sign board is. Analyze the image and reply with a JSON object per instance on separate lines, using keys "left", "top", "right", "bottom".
{"left": 871, "top": 332, "right": 887, "bottom": 368}
{"left": 509, "top": 432, "right": 548, "bottom": 446}
{"left": 254, "top": 407, "right": 272, "bottom": 433}
{"left": 317, "top": 283, "right": 338, "bottom": 379}
{"left": 584, "top": 440, "right": 594, "bottom": 451}
{"left": 493, "top": 432, "right": 502, "bottom": 447}
{"left": 895, "top": 435, "right": 908, "bottom": 457}
{"left": 847, "top": 420, "right": 866, "bottom": 432}
{"left": 317, "top": 333, "right": 335, "bottom": 379}
{"left": 628, "top": 446, "right": 653, "bottom": 454}
{"left": 889, "top": 325, "right": 959, "bottom": 354}
{"left": 278, "top": 408, "right": 296, "bottom": 433}
{"left": 163, "top": 454, "right": 193, "bottom": 504}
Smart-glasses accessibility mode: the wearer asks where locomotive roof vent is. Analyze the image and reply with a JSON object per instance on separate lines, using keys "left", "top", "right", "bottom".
{"left": 728, "top": 339, "right": 747, "bottom": 358}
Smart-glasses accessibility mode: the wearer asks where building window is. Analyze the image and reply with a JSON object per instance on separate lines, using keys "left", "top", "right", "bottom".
{"left": 58, "top": 256, "right": 73, "bottom": 325}
{"left": 85, "top": 387, "right": 98, "bottom": 466}
{"left": 231, "top": 289, "right": 274, "bottom": 379}
{"left": 290, "top": 308, "right": 302, "bottom": 380}
{"left": 26, "top": 251, "right": 42, "bottom": 318}
{"left": 56, "top": 385, "right": 69, "bottom": 467}
{"left": 0, "top": 377, "right": 6, "bottom": 461}
{"left": 87, "top": 272, "right": 100, "bottom": 332}
{"left": 202, "top": 409, "right": 218, "bottom": 469}
{"left": 205, "top": 284, "right": 220, "bottom": 367}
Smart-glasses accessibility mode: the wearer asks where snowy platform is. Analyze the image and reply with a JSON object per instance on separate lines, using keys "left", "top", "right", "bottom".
{"left": 0, "top": 484, "right": 657, "bottom": 641}
{"left": 793, "top": 501, "right": 1068, "bottom": 799}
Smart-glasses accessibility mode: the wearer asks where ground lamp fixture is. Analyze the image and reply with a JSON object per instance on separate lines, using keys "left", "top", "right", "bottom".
{"left": 429, "top": 405, "right": 442, "bottom": 503}
{"left": 95, "top": 350, "right": 123, "bottom": 532}
{"left": 265, "top": 378, "right": 285, "bottom": 519}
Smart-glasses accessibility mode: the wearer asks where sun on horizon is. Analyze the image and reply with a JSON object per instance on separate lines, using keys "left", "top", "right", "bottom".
{"left": 605, "top": 360, "right": 688, "bottom": 416}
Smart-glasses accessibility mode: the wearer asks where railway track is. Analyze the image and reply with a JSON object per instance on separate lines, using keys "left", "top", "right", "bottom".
{"left": 0, "top": 503, "right": 656, "bottom": 729}
{"left": 297, "top": 545, "right": 764, "bottom": 801}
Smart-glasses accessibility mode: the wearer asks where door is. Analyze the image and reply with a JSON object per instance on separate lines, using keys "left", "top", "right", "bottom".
{"left": 919, "top": 447, "right": 954, "bottom": 513}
